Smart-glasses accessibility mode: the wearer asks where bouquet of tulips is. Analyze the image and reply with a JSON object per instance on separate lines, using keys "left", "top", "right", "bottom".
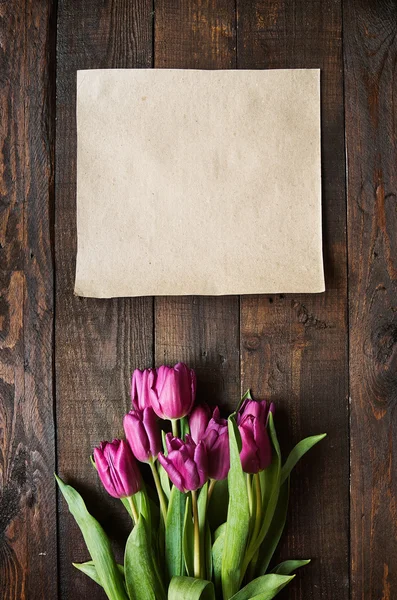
{"left": 56, "top": 363, "right": 326, "bottom": 600}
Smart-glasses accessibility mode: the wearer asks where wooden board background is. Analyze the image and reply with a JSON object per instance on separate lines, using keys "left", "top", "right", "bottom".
{"left": 0, "top": 0, "right": 396, "bottom": 598}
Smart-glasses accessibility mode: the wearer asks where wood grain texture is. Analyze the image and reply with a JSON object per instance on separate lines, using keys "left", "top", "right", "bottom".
{"left": 344, "top": 1, "right": 397, "bottom": 598}
{"left": 154, "top": 0, "right": 240, "bottom": 411}
{"left": 0, "top": 0, "right": 57, "bottom": 598}
{"left": 237, "top": 1, "right": 349, "bottom": 599}
{"left": 55, "top": 1, "right": 154, "bottom": 598}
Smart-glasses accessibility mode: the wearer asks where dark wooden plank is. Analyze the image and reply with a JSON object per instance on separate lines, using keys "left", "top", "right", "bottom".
{"left": 344, "top": 2, "right": 397, "bottom": 598}
{"left": 55, "top": 1, "right": 154, "bottom": 597}
{"left": 0, "top": 0, "right": 57, "bottom": 598}
{"left": 237, "top": 1, "right": 349, "bottom": 599}
{"left": 154, "top": 1, "right": 240, "bottom": 411}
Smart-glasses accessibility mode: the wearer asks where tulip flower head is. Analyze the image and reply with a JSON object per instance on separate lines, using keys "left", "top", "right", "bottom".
{"left": 124, "top": 407, "right": 162, "bottom": 463}
{"left": 203, "top": 407, "right": 230, "bottom": 480}
{"left": 158, "top": 433, "right": 208, "bottom": 493}
{"left": 237, "top": 399, "right": 273, "bottom": 474}
{"left": 131, "top": 367, "right": 155, "bottom": 411}
{"left": 189, "top": 402, "right": 212, "bottom": 444}
{"left": 94, "top": 439, "right": 141, "bottom": 498}
{"left": 150, "top": 362, "right": 196, "bottom": 420}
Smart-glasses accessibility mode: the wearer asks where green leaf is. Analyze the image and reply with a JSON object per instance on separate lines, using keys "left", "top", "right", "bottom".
{"left": 204, "top": 522, "right": 212, "bottom": 581}
{"left": 161, "top": 430, "right": 168, "bottom": 454}
{"left": 212, "top": 523, "right": 225, "bottom": 597}
{"left": 55, "top": 475, "right": 128, "bottom": 600}
{"left": 221, "top": 415, "right": 250, "bottom": 599}
{"left": 158, "top": 462, "right": 171, "bottom": 500}
{"left": 121, "top": 487, "right": 152, "bottom": 529}
{"left": 183, "top": 494, "right": 194, "bottom": 577}
{"left": 235, "top": 389, "right": 252, "bottom": 414}
{"left": 124, "top": 516, "right": 165, "bottom": 600}
{"left": 254, "top": 414, "right": 281, "bottom": 544}
{"left": 198, "top": 482, "right": 209, "bottom": 577}
{"left": 255, "top": 479, "right": 290, "bottom": 576}
{"left": 242, "top": 413, "right": 281, "bottom": 580}
{"left": 271, "top": 559, "right": 310, "bottom": 575}
{"left": 73, "top": 561, "right": 124, "bottom": 588}
{"left": 229, "top": 574, "right": 295, "bottom": 600}
{"left": 280, "top": 434, "right": 326, "bottom": 485}
{"left": 207, "top": 478, "right": 228, "bottom": 532}
{"left": 168, "top": 576, "right": 215, "bottom": 600}
{"left": 136, "top": 488, "right": 152, "bottom": 527}
{"left": 166, "top": 486, "right": 187, "bottom": 579}
{"left": 179, "top": 416, "right": 190, "bottom": 438}
{"left": 121, "top": 496, "right": 134, "bottom": 519}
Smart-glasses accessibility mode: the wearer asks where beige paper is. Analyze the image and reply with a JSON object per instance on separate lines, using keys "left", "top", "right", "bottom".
{"left": 75, "top": 68, "right": 324, "bottom": 297}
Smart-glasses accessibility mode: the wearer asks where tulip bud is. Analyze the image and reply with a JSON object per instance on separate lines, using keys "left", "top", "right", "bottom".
{"left": 94, "top": 439, "right": 141, "bottom": 498}
{"left": 189, "top": 403, "right": 211, "bottom": 444}
{"left": 203, "top": 407, "right": 230, "bottom": 480}
{"left": 158, "top": 433, "right": 208, "bottom": 493}
{"left": 124, "top": 407, "right": 162, "bottom": 463}
{"left": 150, "top": 363, "right": 196, "bottom": 420}
{"left": 236, "top": 399, "right": 272, "bottom": 474}
{"left": 131, "top": 367, "right": 155, "bottom": 410}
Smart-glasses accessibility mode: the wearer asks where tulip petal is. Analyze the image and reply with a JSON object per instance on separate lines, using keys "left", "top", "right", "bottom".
{"left": 158, "top": 454, "right": 185, "bottom": 493}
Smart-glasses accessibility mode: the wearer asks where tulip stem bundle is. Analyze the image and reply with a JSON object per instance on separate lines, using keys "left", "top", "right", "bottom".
{"left": 191, "top": 490, "right": 201, "bottom": 579}
{"left": 127, "top": 495, "right": 140, "bottom": 524}
{"left": 149, "top": 459, "right": 168, "bottom": 523}
{"left": 56, "top": 362, "right": 327, "bottom": 600}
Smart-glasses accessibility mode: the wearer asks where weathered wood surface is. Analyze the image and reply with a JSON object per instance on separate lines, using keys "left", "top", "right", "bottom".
{"left": 55, "top": 1, "right": 154, "bottom": 598}
{"left": 0, "top": 0, "right": 396, "bottom": 598}
{"left": 237, "top": 1, "right": 349, "bottom": 599}
{"left": 0, "top": 1, "right": 57, "bottom": 598}
{"left": 154, "top": 1, "right": 240, "bottom": 411}
{"left": 344, "top": 1, "right": 397, "bottom": 599}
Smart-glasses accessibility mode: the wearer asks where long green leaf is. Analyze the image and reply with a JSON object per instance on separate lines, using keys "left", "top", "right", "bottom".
{"left": 158, "top": 462, "right": 171, "bottom": 500}
{"left": 183, "top": 494, "right": 194, "bottom": 576}
{"left": 198, "top": 482, "right": 209, "bottom": 578}
{"left": 257, "top": 413, "right": 281, "bottom": 543}
{"left": 271, "top": 559, "right": 310, "bottom": 575}
{"left": 124, "top": 516, "right": 165, "bottom": 600}
{"left": 229, "top": 574, "right": 295, "bottom": 600}
{"left": 280, "top": 434, "right": 326, "bottom": 485}
{"left": 242, "top": 413, "right": 281, "bottom": 580}
{"left": 255, "top": 479, "right": 290, "bottom": 576}
{"left": 204, "top": 523, "right": 212, "bottom": 581}
{"left": 207, "top": 478, "right": 228, "bottom": 532}
{"left": 166, "top": 486, "right": 187, "bottom": 579}
{"left": 179, "top": 416, "right": 190, "bottom": 438}
{"left": 221, "top": 415, "right": 250, "bottom": 599}
{"left": 212, "top": 523, "right": 226, "bottom": 597}
{"left": 168, "top": 576, "right": 215, "bottom": 600}
{"left": 73, "top": 561, "right": 124, "bottom": 588}
{"left": 235, "top": 389, "right": 252, "bottom": 414}
{"left": 55, "top": 475, "right": 127, "bottom": 600}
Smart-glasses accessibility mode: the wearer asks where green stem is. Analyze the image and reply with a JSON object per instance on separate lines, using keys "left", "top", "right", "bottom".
{"left": 207, "top": 478, "right": 216, "bottom": 505}
{"left": 191, "top": 490, "right": 201, "bottom": 579}
{"left": 251, "top": 472, "right": 262, "bottom": 544}
{"left": 246, "top": 473, "right": 253, "bottom": 515}
{"left": 127, "top": 495, "right": 139, "bottom": 524}
{"left": 246, "top": 474, "right": 262, "bottom": 581}
{"left": 171, "top": 419, "right": 179, "bottom": 438}
{"left": 149, "top": 459, "right": 168, "bottom": 523}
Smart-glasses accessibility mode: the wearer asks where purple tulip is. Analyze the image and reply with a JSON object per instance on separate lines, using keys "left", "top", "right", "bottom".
{"left": 189, "top": 403, "right": 212, "bottom": 444}
{"left": 94, "top": 439, "right": 141, "bottom": 498}
{"left": 150, "top": 363, "right": 196, "bottom": 420}
{"left": 203, "top": 407, "right": 230, "bottom": 480}
{"left": 158, "top": 433, "right": 208, "bottom": 493}
{"left": 124, "top": 407, "right": 162, "bottom": 463}
{"left": 131, "top": 368, "right": 155, "bottom": 410}
{"left": 236, "top": 399, "right": 272, "bottom": 474}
